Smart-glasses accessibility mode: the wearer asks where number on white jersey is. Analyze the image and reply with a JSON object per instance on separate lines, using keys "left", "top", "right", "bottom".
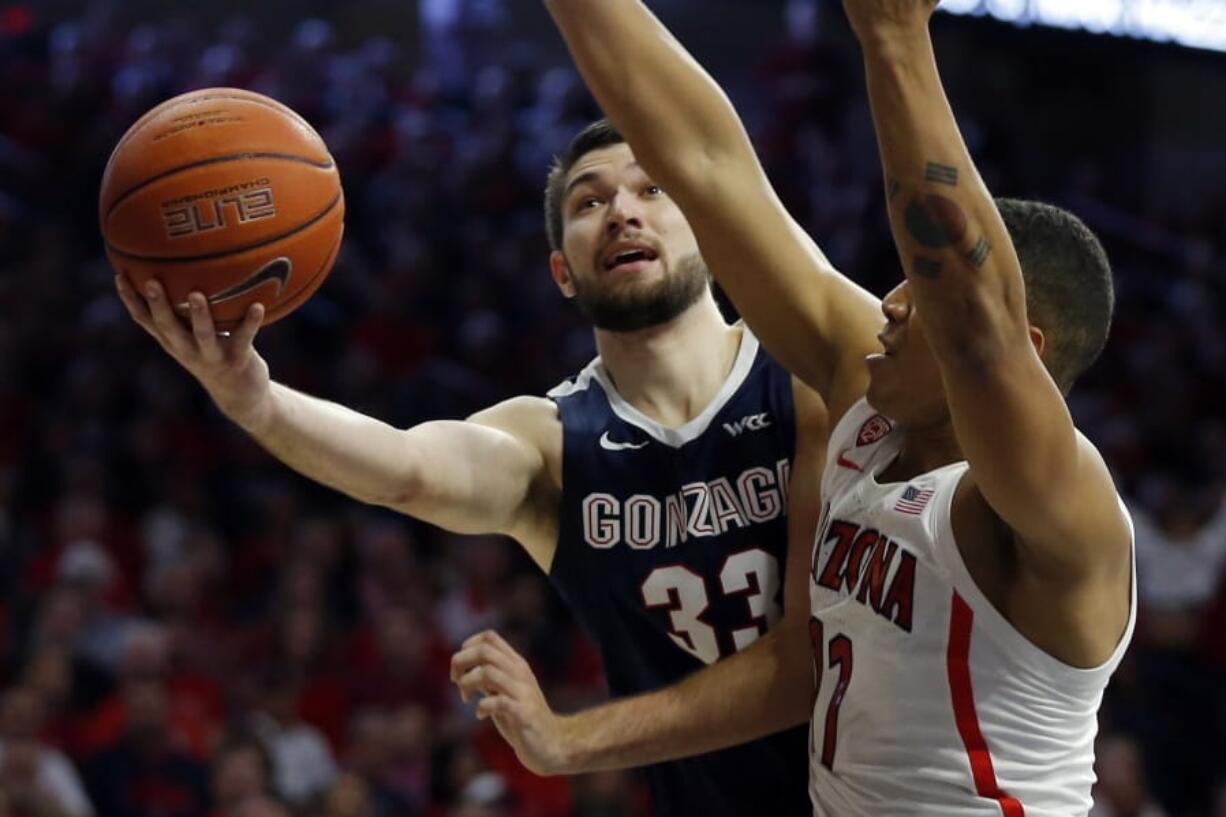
{"left": 810, "top": 617, "right": 856, "bottom": 769}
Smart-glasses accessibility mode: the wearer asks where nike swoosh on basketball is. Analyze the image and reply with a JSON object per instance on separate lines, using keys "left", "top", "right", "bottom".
{"left": 600, "top": 431, "right": 649, "bottom": 452}
{"left": 208, "top": 256, "right": 294, "bottom": 305}
{"left": 836, "top": 450, "right": 864, "bottom": 472}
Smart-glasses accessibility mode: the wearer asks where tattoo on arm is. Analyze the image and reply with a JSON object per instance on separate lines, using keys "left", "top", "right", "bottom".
{"left": 966, "top": 237, "right": 992, "bottom": 268}
{"left": 903, "top": 194, "right": 967, "bottom": 249}
{"left": 913, "top": 256, "right": 943, "bottom": 279}
{"left": 925, "top": 163, "right": 959, "bottom": 186}
{"left": 887, "top": 178, "right": 901, "bottom": 202}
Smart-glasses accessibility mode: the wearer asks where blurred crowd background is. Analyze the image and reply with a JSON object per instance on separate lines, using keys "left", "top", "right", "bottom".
{"left": 0, "top": 0, "right": 1224, "bottom": 815}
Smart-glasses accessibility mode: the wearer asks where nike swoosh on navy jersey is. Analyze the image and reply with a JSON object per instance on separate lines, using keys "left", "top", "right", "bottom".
{"left": 599, "top": 431, "right": 649, "bottom": 451}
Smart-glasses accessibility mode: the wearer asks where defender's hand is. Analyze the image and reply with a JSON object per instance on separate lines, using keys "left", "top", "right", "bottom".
{"left": 451, "top": 630, "right": 574, "bottom": 776}
{"left": 115, "top": 276, "right": 272, "bottom": 429}
{"left": 842, "top": 0, "right": 939, "bottom": 46}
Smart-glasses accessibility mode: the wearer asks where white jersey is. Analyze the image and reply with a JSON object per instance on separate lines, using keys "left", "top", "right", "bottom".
{"left": 807, "top": 400, "right": 1135, "bottom": 817}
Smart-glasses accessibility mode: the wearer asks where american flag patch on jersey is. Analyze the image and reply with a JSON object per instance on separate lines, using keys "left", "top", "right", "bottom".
{"left": 895, "top": 485, "right": 935, "bottom": 515}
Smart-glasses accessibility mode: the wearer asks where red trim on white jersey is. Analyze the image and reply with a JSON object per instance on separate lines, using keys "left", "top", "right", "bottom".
{"left": 946, "top": 592, "right": 1026, "bottom": 817}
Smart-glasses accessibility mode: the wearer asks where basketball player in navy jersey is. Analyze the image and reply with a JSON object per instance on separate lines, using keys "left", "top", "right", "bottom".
{"left": 115, "top": 122, "right": 823, "bottom": 815}
{"left": 453, "top": 1, "right": 1134, "bottom": 813}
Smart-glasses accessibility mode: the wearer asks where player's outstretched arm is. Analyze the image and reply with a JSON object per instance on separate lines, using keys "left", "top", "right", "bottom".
{"left": 117, "top": 278, "right": 559, "bottom": 568}
{"left": 453, "top": 618, "right": 812, "bottom": 774}
{"left": 846, "top": 3, "right": 1129, "bottom": 582}
{"left": 544, "top": 0, "right": 881, "bottom": 422}
{"left": 450, "top": 379, "right": 825, "bottom": 772}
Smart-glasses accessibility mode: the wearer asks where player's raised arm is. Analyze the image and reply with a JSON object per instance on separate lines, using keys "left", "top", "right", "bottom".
{"left": 846, "top": 2, "right": 1130, "bottom": 580}
{"left": 543, "top": 0, "right": 880, "bottom": 421}
{"left": 117, "top": 277, "right": 559, "bottom": 569}
{"left": 450, "top": 378, "right": 826, "bottom": 772}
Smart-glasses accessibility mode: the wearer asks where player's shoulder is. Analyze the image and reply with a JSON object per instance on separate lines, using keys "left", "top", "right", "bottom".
{"left": 469, "top": 396, "right": 563, "bottom": 492}
{"left": 467, "top": 397, "right": 561, "bottom": 465}
{"left": 469, "top": 395, "right": 561, "bottom": 439}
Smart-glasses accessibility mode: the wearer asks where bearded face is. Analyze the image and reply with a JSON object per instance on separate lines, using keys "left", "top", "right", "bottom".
{"left": 569, "top": 248, "right": 709, "bottom": 332}
{"left": 553, "top": 142, "right": 709, "bottom": 333}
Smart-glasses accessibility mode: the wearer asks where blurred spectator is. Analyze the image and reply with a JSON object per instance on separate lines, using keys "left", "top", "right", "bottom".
{"left": 341, "top": 709, "right": 411, "bottom": 815}
{"left": 452, "top": 770, "right": 512, "bottom": 817}
{"left": 246, "top": 669, "right": 339, "bottom": 807}
{"left": 437, "top": 536, "right": 513, "bottom": 648}
{"left": 352, "top": 518, "right": 432, "bottom": 623}
{"left": 51, "top": 539, "right": 136, "bottom": 674}
{"left": 1134, "top": 488, "right": 1226, "bottom": 634}
{"left": 74, "top": 625, "right": 222, "bottom": 762}
{"left": 318, "top": 772, "right": 376, "bottom": 817}
{"left": 208, "top": 733, "right": 276, "bottom": 817}
{"left": 381, "top": 704, "right": 434, "bottom": 811}
{"left": 347, "top": 606, "right": 452, "bottom": 714}
{"left": 1128, "top": 490, "right": 1226, "bottom": 814}
{"left": 571, "top": 770, "right": 647, "bottom": 817}
{"left": 1091, "top": 735, "right": 1168, "bottom": 817}
{"left": 19, "top": 642, "right": 111, "bottom": 751}
{"left": 340, "top": 703, "right": 436, "bottom": 815}
{"left": 81, "top": 676, "right": 211, "bottom": 817}
{"left": 232, "top": 797, "right": 290, "bottom": 817}
{"left": 0, "top": 687, "right": 93, "bottom": 817}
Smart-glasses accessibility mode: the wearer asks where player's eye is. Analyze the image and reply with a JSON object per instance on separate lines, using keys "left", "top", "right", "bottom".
{"left": 574, "top": 196, "right": 602, "bottom": 212}
{"left": 643, "top": 185, "right": 663, "bottom": 197}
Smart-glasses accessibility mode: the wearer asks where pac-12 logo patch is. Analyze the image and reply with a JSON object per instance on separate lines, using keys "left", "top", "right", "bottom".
{"left": 856, "top": 415, "right": 892, "bottom": 447}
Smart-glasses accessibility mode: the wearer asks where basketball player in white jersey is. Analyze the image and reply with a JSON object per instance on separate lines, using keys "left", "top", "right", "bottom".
{"left": 451, "top": 1, "right": 1134, "bottom": 814}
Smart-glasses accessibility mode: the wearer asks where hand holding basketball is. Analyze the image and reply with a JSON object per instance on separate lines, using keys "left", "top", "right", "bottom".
{"left": 115, "top": 275, "right": 273, "bottom": 430}
{"left": 100, "top": 88, "right": 344, "bottom": 331}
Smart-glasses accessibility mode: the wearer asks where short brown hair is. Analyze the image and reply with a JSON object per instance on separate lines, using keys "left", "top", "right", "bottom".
{"left": 543, "top": 120, "right": 626, "bottom": 252}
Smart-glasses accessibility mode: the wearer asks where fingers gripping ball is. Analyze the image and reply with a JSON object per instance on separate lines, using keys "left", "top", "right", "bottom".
{"left": 99, "top": 88, "right": 344, "bottom": 330}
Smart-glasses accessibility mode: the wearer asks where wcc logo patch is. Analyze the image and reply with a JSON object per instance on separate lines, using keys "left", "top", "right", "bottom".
{"left": 856, "top": 415, "right": 892, "bottom": 447}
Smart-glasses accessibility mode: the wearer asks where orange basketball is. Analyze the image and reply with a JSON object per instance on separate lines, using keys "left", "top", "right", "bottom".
{"left": 99, "top": 87, "right": 344, "bottom": 330}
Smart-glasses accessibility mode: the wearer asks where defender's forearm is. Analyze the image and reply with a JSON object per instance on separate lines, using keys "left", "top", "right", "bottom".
{"left": 862, "top": 32, "right": 1028, "bottom": 359}
{"left": 557, "top": 622, "right": 812, "bottom": 772}
{"left": 544, "top": 0, "right": 752, "bottom": 198}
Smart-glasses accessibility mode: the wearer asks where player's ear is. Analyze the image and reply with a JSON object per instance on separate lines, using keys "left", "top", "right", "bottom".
{"left": 550, "top": 251, "right": 577, "bottom": 299}
{"left": 1028, "top": 325, "right": 1046, "bottom": 357}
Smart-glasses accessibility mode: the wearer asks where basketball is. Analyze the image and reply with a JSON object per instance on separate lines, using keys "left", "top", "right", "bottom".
{"left": 99, "top": 87, "right": 344, "bottom": 330}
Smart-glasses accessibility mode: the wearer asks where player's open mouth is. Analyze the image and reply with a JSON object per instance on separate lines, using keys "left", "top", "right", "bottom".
{"left": 868, "top": 338, "right": 896, "bottom": 366}
{"left": 602, "top": 242, "right": 659, "bottom": 271}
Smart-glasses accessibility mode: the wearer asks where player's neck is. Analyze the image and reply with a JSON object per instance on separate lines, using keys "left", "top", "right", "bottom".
{"left": 884, "top": 421, "right": 963, "bottom": 483}
{"left": 594, "top": 295, "right": 740, "bottom": 428}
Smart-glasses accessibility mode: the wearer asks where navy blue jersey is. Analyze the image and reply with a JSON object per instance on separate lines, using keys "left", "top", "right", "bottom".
{"left": 548, "top": 329, "right": 810, "bottom": 817}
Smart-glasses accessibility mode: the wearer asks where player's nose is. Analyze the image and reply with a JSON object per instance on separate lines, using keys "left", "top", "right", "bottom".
{"left": 605, "top": 189, "right": 644, "bottom": 233}
{"left": 881, "top": 282, "right": 911, "bottom": 322}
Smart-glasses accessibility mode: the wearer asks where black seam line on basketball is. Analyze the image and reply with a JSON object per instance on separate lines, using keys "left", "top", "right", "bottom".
{"left": 104, "top": 152, "right": 335, "bottom": 219}
{"left": 105, "top": 92, "right": 319, "bottom": 177}
{"left": 169, "top": 92, "right": 315, "bottom": 132}
{"left": 268, "top": 231, "right": 342, "bottom": 319}
{"left": 213, "top": 236, "right": 337, "bottom": 327}
{"left": 104, "top": 192, "right": 342, "bottom": 263}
